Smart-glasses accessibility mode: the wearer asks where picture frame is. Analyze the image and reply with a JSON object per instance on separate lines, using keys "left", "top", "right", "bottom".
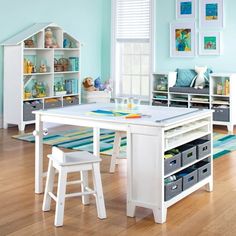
{"left": 170, "top": 21, "right": 196, "bottom": 57}
{"left": 199, "top": 0, "right": 224, "bottom": 28}
{"left": 199, "top": 31, "right": 221, "bottom": 55}
{"left": 176, "top": 0, "right": 196, "bottom": 19}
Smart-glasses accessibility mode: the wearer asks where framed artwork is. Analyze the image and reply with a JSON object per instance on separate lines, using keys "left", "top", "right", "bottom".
{"left": 200, "top": 0, "right": 224, "bottom": 28}
{"left": 199, "top": 32, "right": 221, "bottom": 55}
{"left": 170, "top": 21, "right": 196, "bottom": 57}
{"left": 176, "top": 0, "right": 196, "bottom": 19}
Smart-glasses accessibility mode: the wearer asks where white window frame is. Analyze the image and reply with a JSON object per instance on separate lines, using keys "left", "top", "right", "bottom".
{"left": 111, "top": 0, "right": 155, "bottom": 101}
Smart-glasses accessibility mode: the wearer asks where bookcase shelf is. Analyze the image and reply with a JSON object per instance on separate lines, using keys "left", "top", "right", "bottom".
{"left": 151, "top": 72, "right": 236, "bottom": 132}
{"left": 2, "top": 23, "right": 81, "bottom": 131}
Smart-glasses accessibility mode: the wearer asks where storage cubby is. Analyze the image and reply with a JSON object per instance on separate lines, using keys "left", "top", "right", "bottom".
{"left": 164, "top": 132, "right": 212, "bottom": 202}
{"left": 63, "top": 95, "right": 80, "bottom": 107}
{"left": 3, "top": 23, "right": 81, "bottom": 131}
{"left": 152, "top": 72, "right": 236, "bottom": 132}
{"left": 24, "top": 31, "right": 44, "bottom": 48}
{"left": 23, "top": 100, "right": 43, "bottom": 121}
{"left": 54, "top": 75, "right": 78, "bottom": 96}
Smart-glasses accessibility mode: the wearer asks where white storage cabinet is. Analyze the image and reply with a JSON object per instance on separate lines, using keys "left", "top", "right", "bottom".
{"left": 2, "top": 23, "right": 81, "bottom": 131}
{"left": 151, "top": 72, "right": 236, "bottom": 132}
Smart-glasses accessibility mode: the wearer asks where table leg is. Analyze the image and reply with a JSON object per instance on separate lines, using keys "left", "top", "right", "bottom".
{"left": 93, "top": 127, "right": 100, "bottom": 158}
{"left": 152, "top": 206, "right": 167, "bottom": 224}
{"left": 35, "top": 114, "right": 43, "bottom": 194}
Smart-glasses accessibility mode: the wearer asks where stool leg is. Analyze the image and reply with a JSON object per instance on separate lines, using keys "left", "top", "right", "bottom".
{"left": 92, "top": 163, "right": 106, "bottom": 219}
{"left": 55, "top": 168, "right": 67, "bottom": 227}
{"left": 110, "top": 131, "right": 122, "bottom": 173}
{"left": 80, "top": 170, "right": 90, "bottom": 205}
{"left": 42, "top": 159, "right": 55, "bottom": 211}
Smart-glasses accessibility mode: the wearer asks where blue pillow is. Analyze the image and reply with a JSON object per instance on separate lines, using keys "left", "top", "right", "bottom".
{"left": 175, "top": 68, "right": 212, "bottom": 87}
{"left": 175, "top": 69, "right": 196, "bottom": 87}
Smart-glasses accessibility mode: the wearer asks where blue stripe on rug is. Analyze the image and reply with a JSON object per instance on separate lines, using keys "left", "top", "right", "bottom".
{"left": 213, "top": 150, "right": 231, "bottom": 159}
{"left": 218, "top": 135, "right": 236, "bottom": 142}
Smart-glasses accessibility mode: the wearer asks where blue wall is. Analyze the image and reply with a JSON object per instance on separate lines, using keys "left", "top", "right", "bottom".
{"left": 101, "top": 0, "right": 112, "bottom": 81}
{"left": 155, "top": 0, "right": 236, "bottom": 72}
{"left": 0, "top": 0, "right": 104, "bottom": 116}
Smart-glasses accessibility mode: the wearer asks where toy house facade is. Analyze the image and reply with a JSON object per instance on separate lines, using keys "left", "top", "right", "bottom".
{"left": 2, "top": 23, "right": 81, "bottom": 131}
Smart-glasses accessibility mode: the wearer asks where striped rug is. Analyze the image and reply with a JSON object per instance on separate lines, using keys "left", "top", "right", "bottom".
{"left": 13, "top": 129, "right": 235, "bottom": 159}
{"left": 213, "top": 133, "right": 236, "bottom": 159}
{"left": 13, "top": 127, "right": 126, "bottom": 156}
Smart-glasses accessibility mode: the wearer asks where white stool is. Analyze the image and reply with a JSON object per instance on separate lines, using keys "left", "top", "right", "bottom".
{"left": 110, "top": 131, "right": 126, "bottom": 173}
{"left": 42, "top": 147, "right": 106, "bottom": 227}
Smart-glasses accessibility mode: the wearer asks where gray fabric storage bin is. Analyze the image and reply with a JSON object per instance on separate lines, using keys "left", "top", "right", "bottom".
{"left": 181, "top": 169, "right": 198, "bottom": 190}
{"left": 164, "top": 153, "right": 181, "bottom": 175}
{"left": 213, "top": 108, "right": 229, "bottom": 122}
{"left": 23, "top": 101, "right": 43, "bottom": 121}
{"left": 191, "top": 139, "right": 211, "bottom": 159}
{"left": 63, "top": 96, "right": 79, "bottom": 106}
{"left": 164, "top": 178, "right": 182, "bottom": 201}
{"left": 180, "top": 145, "right": 197, "bottom": 166}
{"left": 198, "top": 162, "right": 211, "bottom": 181}
{"left": 44, "top": 100, "right": 62, "bottom": 109}
{"left": 192, "top": 161, "right": 211, "bottom": 181}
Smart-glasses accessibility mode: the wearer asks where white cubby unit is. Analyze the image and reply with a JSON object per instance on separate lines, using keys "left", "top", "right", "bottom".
{"left": 151, "top": 72, "right": 236, "bottom": 132}
{"left": 2, "top": 23, "right": 81, "bottom": 131}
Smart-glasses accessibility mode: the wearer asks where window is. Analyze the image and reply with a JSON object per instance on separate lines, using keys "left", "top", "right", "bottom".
{"left": 112, "top": 0, "right": 153, "bottom": 100}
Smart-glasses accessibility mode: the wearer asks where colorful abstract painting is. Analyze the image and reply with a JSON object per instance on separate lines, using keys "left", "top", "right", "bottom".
{"left": 206, "top": 3, "right": 218, "bottom": 20}
{"left": 204, "top": 36, "right": 217, "bottom": 50}
{"left": 175, "top": 28, "right": 191, "bottom": 52}
{"left": 180, "top": 2, "right": 192, "bottom": 15}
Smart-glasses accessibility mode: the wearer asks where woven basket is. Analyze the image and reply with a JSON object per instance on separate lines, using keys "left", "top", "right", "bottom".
{"left": 54, "top": 58, "right": 69, "bottom": 72}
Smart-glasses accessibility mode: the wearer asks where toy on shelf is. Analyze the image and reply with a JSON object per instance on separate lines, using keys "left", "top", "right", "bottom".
{"left": 103, "top": 79, "right": 112, "bottom": 92}
{"left": 32, "top": 81, "right": 47, "bottom": 98}
{"left": 157, "top": 77, "right": 167, "bottom": 91}
{"left": 82, "top": 77, "right": 97, "bottom": 91}
{"left": 94, "top": 77, "right": 104, "bottom": 91}
{"left": 225, "top": 79, "right": 230, "bottom": 95}
{"left": 54, "top": 80, "right": 67, "bottom": 96}
{"left": 216, "top": 82, "right": 223, "bottom": 95}
{"left": 54, "top": 58, "right": 69, "bottom": 72}
{"left": 39, "top": 64, "right": 47, "bottom": 73}
{"left": 191, "top": 66, "right": 208, "bottom": 89}
{"left": 93, "top": 77, "right": 112, "bottom": 92}
{"left": 24, "top": 39, "right": 35, "bottom": 48}
{"left": 24, "top": 88, "right": 32, "bottom": 99}
{"left": 45, "top": 28, "right": 59, "bottom": 48}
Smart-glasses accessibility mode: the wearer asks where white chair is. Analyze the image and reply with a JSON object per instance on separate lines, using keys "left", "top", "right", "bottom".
{"left": 42, "top": 147, "right": 106, "bottom": 227}
{"left": 110, "top": 131, "right": 126, "bottom": 173}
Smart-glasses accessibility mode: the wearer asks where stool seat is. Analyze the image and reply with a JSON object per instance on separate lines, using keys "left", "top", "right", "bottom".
{"left": 48, "top": 150, "right": 101, "bottom": 166}
{"left": 42, "top": 147, "right": 106, "bottom": 227}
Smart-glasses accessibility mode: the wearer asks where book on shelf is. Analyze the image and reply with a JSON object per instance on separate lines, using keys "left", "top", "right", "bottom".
{"left": 191, "top": 97, "right": 209, "bottom": 102}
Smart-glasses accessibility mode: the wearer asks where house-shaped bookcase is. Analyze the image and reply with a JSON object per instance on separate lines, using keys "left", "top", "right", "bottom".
{"left": 2, "top": 23, "right": 81, "bottom": 131}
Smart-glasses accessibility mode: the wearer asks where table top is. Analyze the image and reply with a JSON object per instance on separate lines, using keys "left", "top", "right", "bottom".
{"left": 33, "top": 103, "right": 212, "bottom": 127}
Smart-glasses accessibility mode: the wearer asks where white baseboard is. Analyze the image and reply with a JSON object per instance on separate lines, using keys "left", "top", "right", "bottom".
{"left": 0, "top": 115, "right": 3, "bottom": 129}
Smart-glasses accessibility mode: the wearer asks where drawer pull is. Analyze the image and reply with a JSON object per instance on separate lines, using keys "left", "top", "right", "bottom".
{"left": 188, "top": 176, "right": 194, "bottom": 182}
{"left": 170, "top": 160, "right": 177, "bottom": 166}
{"left": 171, "top": 185, "right": 177, "bottom": 190}
{"left": 187, "top": 152, "right": 193, "bottom": 158}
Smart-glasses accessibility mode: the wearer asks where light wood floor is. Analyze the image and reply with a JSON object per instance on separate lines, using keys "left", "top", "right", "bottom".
{"left": 1, "top": 125, "right": 236, "bottom": 236}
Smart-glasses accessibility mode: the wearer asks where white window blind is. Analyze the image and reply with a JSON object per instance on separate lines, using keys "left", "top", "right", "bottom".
{"left": 116, "top": 0, "right": 151, "bottom": 40}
